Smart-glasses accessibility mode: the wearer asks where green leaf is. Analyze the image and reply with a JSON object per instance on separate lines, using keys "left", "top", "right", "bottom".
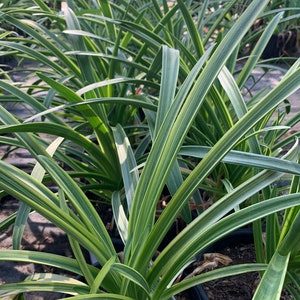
{"left": 161, "top": 263, "right": 266, "bottom": 299}
{"left": 152, "top": 192, "right": 300, "bottom": 297}
{"left": 236, "top": 12, "right": 284, "bottom": 88}
{"left": 90, "top": 256, "right": 118, "bottom": 294}
{"left": 0, "top": 106, "right": 52, "bottom": 161}
{"left": 180, "top": 144, "right": 300, "bottom": 175}
{"left": 153, "top": 45, "right": 191, "bottom": 222}
{"left": 148, "top": 140, "right": 300, "bottom": 291}
{"left": 12, "top": 137, "right": 64, "bottom": 250}
{"left": 111, "top": 263, "right": 150, "bottom": 296}
{"left": 112, "top": 191, "right": 128, "bottom": 244}
{"left": 0, "top": 122, "right": 107, "bottom": 171}
{"left": 0, "top": 212, "right": 18, "bottom": 233}
{"left": 64, "top": 294, "right": 135, "bottom": 300}
{"left": 112, "top": 124, "right": 139, "bottom": 212}
{"left": 127, "top": 43, "right": 214, "bottom": 255}
{"left": 154, "top": 45, "right": 179, "bottom": 136}
{"left": 0, "top": 273, "right": 89, "bottom": 297}
{"left": 177, "top": 0, "right": 204, "bottom": 58}
{"left": 278, "top": 210, "right": 300, "bottom": 256}
{"left": 37, "top": 73, "right": 119, "bottom": 176}
{"left": 129, "top": 0, "right": 276, "bottom": 273}
{"left": 0, "top": 80, "right": 62, "bottom": 124}
{"left": 149, "top": 61, "right": 300, "bottom": 287}
{"left": 0, "top": 159, "right": 116, "bottom": 274}
{"left": 36, "top": 156, "right": 116, "bottom": 255}
{"left": 63, "top": 5, "right": 94, "bottom": 85}
{"left": 0, "top": 250, "right": 99, "bottom": 277}
{"left": 253, "top": 252, "right": 290, "bottom": 300}
{"left": 59, "top": 188, "right": 95, "bottom": 288}
{"left": 23, "top": 96, "right": 157, "bottom": 124}
{"left": 0, "top": 12, "right": 79, "bottom": 76}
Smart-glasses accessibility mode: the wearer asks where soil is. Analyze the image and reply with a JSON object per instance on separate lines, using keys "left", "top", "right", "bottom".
{"left": 202, "top": 243, "right": 259, "bottom": 299}
{"left": 201, "top": 242, "right": 292, "bottom": 300}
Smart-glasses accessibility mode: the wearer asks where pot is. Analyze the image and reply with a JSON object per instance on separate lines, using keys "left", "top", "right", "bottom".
{"left": 87, "top": 237, "right": 209, "bottom": 300}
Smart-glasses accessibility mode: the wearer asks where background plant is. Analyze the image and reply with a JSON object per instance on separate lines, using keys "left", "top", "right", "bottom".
{"left": 0, "top": 0, "right": 298, "bottom": 203}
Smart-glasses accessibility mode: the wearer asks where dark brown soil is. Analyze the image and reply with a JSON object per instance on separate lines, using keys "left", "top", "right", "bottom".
{"left": 201, "top": 243, "right": 292, "bottom": 300}
{"left": 202, "top": 243, "right": 259, "bottom": 299}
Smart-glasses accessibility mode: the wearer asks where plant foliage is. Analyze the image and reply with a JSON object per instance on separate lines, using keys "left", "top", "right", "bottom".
{"left": 0, "top": 0, "right": 300, "bottom": 299}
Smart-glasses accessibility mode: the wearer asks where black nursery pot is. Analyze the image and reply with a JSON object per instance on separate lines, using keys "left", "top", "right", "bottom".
{"left": 197, "top": 227, "right": 254, "bottom": 258}
{"left": 0, "top": 55, "right": 17, "bottom": 71}
{"left": 85, "top": 237, "right": 209, "bottom": 300}
{"left": 181, "top": 277, "right": 210, "bottom": 300}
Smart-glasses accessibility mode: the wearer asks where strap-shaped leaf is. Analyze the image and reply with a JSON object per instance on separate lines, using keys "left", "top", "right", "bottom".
{"left": 112, "top": 191, "right": 129, "bottom": 244}
{"left": 12, "top": 137, "right": 64, "bottom": 250}
{"left": 112, "top": 124, "right": 139, "bottom": 213}
{"left": 253, "top": 252, "right": 290, "bottom": 300}
{"left": 149, "top": 141, "right": 300, "bottom": 293}
{"left": 180, "top": 143, "right": 300, "bottom": 175}
{"left": 0, "top": 273, "right": 90, "bottom": 297}
{"left": 129, "top": 0, "right": 272, "bottom": 273}
{"left": 111, "top": 263, "right": 150, "bottom": 296}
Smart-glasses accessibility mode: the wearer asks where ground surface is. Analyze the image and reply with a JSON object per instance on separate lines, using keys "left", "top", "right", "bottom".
{"left": 201, "top": 242, "right": 292, "bottom": 299}
{"left": 0, "top": 63, "right": 299, "bottom": 299}
{"left": 0, "top": 198, "right": 71, "bottom": 299}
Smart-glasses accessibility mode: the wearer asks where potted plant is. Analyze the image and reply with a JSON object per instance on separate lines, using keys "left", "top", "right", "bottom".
{"left": 0, "top": 0, "right": 300, "bottom": 299}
